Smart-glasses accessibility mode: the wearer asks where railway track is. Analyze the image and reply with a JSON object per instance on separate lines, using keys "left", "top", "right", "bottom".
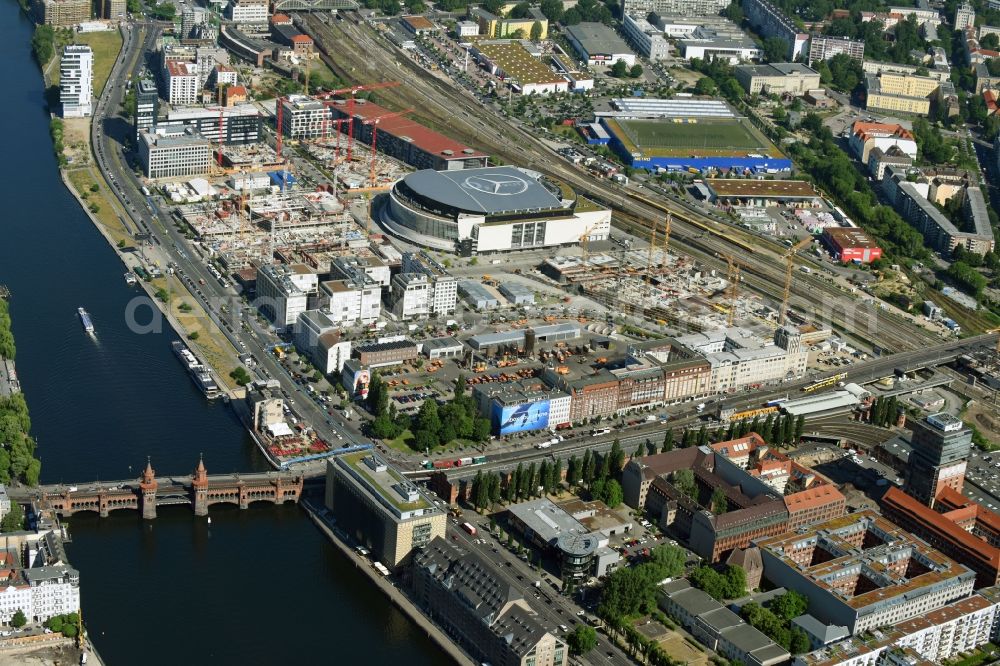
{"left": 300, "top": 13, "right": 939, "bottom": 353}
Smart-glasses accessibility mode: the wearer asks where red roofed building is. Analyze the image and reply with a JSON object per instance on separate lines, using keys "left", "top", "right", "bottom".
{"left": 823, "top": 226, "right": 883, "bottom": 263}
{"left": 270, "top": 13, "right": 291, "bottom": 25}
{"left": 329, "top": 100, "right": 489, "bottom": 171}
{"left": 224, "top": 84, "right": 248, "bottom": 107}
{"left": 290, "top": 33, "right": 314, "bottom": 56}
{"left": 985, "top": 89, "right": 1000, "bottom": 115}
{"left": 848, "top": 120, "right": 918, "bottom": 163}
{"left": 881, "top": 485, "right": 1000, "bottom": 588}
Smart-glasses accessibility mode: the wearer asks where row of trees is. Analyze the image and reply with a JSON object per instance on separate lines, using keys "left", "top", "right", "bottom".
{"left": 0, "top": 394, "right": 42, "bottom": 487}
{"left": 0, "top": 301, "right": 14, "bottom": 360}
{"left": 869, "top": 395, "right": 900, "bottom": 428}
{"left": 469, "top": 457, "right": 564, "bottom": 509}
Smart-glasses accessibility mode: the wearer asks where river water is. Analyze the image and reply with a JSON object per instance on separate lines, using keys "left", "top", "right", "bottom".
{"left": 0, "top": 6, "right": 447, "bottom": 664}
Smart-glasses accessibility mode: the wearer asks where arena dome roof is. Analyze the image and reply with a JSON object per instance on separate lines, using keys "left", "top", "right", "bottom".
{"left": 399, "top": 166, "right": 564, "bottom": 215}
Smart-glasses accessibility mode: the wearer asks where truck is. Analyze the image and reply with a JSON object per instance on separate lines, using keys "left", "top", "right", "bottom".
{"left": 472, "top": 455, "right": 487, "bottom": 465}
{"left": 432, "top": 460, "right": 455, "bottom": 469}
{"left": 456, "top": 457, "right": 474, "bottom": 466}
{"left": 535, "top": 441, "right": 552, "bottom": 449}
{"left": 461, "top": 522, "right": 477, "bottom": 536}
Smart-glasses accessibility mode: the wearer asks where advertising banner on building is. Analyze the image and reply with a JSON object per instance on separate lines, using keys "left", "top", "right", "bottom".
{"left": 494, "top": 400, "right": 550, "bottom": 435}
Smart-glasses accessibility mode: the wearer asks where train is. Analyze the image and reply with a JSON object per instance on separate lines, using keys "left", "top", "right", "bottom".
{"left": 424, "top": 455, "right": 488, "bottom": 470}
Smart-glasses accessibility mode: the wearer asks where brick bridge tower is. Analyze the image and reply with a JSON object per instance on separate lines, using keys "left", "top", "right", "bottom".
{"left": 192, "top": 455, "right": 209, "bottom": 516}
{"left": 139, "top": 458, "right": 158, "bottom": 520}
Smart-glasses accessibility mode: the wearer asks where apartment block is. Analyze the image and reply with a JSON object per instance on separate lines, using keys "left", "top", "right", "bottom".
{"left": 294, "top": 310, "right": 352, "bottom": 374}
{"left": 622, "top": 13, "right": 671, "bottom": 60}
{"left": 134, "top": 78, "right": 159, "bottom": 140}
{"left": 741, "top": 0, "right": 809, "bottom": 60}
{"left": 319, "top": 278, "right": 381, "bottom": 326}
{"left": 164, "top": 61, "right": 200, "bottom": 106}
{"left": 757, "top": 511, "right": 976, "bottom": 635}
{"left": 59, "top": 45, "right": 93, "bottom": 118}
{"left": 864, "top": 72, "right": 941, "bottom": 116}
{"left": 389, "top": 252, "right": 458, "bottom": 320}
{"left": 35, "top": 0, "right": 90, "bottom": 27}
{"left": 807, "top": 36, "right": 865, "bottom": 63}
{"left": 138, "top": 130, "right": 212, "bottom": 180}
{"left": 621, "top": 0, "right": 728, "bottom": 17}
{"left": 255, "top": 263, "right": 319, "bottom": 329}
{"left": 227, "top": 0, "right": 268, "bottom": 24}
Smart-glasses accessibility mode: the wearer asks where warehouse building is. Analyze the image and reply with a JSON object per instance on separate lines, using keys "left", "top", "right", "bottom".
{"left": 411, "top": 537, "right": 568, "bottom": 666}
{"left": 822, "top": 227, "right": 882, "bottom": 263}
{"left": 330, "top": 100, "right": 488, "bottom": 171}
{"left": 565, "top": 22, "right": 636, "bottom": 67}
{"left": 735, "top": 63, "right": 820, "bottom": 96}
{"left": 471, "top": 41, "right": 570, "bottom": 95}
{"left": 499, "top": 281, "right": 535, "bottom": 305}
{"left": 467, "top": 323, "right": 581, "bottom": 352}
{"left": 380, "top": 166, "right": 610, "bottom": 255}
{"left": 678, "top": 31, "right": 762, "bottom": 63}
{"left": 705, "top": 179, "right": 822, "bottom": 207}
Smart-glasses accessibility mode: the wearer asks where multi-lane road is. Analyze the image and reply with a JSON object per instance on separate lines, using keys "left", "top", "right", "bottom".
{"left": 90, "top": 23, "right": 357, "bottom": 466}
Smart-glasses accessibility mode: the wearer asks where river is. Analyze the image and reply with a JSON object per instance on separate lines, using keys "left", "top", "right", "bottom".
{"left": 0, "top": 6, "right": 447, "bottom": 665}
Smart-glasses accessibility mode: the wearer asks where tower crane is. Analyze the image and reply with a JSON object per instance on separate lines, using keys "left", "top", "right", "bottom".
{"left": 660, "top": 212, "right": 671, "bottom": 272}
{"left": 780, "top": 236, "right": 815, "bottom": 326}
{"left": 580, "top": 225, "right": 596, "bottom": 261}
{"left": 645, "top": 215, "right": 658, "bottom": 285}
{"left": 316, "top": 82, "right": 400, "bottom": 163}
{"left": 720, "top": 252, "right": 741, "bottom": 327}
{"left": 362, "top": 108, "right": 413, "bottom": 187}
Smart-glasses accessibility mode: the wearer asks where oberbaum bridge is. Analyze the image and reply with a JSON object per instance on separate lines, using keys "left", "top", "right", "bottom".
{"left": 8, "top": 458, "right": 313, "bottom": 519}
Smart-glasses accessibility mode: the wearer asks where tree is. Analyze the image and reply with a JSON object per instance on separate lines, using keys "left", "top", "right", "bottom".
{"left": 629, "top": 63, "right": 643, "bottom": 78}
{"left": 530, "top": 20, "right": 543, "bottom": 41}
{"left": 567, "top": 624, "right": 597, "bottom": 655}
{"left": 645, "top": 439, "right": 657, "bottom": 456}
{"left": 567, "top": 455, "right": 581, "bottom": 487}
{"left": 595, "top": 479, "right": 623, "bottom": 508}
{"left": 662, "top": 428, "right": 674, "bottom": 452}
{"left": 768, "top": 590, "right": 808, "bottom": 621}
{"left": 10, "top": 609, "right": 25, "bottom": 629}
{"left": 229, "top": 367, "right": 251, "bottom": 386}
{"left": 762, "top": 36, "right": 788, "bottom": 63}
{"left": 711, "top": 487, "right": 728, "bottom": 515}
{"left": 648, "top": 544, "right": 686, "bottom": 578}
{"left": 539, "top": 0, "right": 563, "bottom": 21}
{"left": 582, "top": 449, "right": 596, "bottom": 484}
{"left": 671, "top": 469, "right": 698, "bottom": 501}
{"left": 790, "top": 627, "right": 811, "bottom": 655}
{"left": 694, "top": 76, "right": 717, "bottom": 96}
{"left": 609, "top": 439, "right": 625, "bottom": 475}
{"left": 611, "top": 59, "right": 629, "bottom": 78}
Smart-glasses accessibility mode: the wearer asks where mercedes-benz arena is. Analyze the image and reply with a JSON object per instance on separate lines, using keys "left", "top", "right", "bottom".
{"left": 380, "top": 166, "right": 611, "bottom": 255}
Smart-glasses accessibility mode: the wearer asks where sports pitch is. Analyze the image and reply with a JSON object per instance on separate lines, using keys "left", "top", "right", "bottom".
{"left": 606, "top": 117, "right": 781, "bottom": 158}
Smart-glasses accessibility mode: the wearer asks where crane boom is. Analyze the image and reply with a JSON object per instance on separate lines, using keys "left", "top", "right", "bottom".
{"left": 780, "top": 236, "right": 815, "bottom": 326}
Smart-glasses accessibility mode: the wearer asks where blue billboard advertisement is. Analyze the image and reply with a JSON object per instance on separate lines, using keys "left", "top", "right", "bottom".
{"left": 494, "top": 400, "right": 551, "bottom": 435}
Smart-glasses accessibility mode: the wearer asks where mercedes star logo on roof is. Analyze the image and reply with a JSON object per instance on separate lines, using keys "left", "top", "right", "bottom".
{"left": 462, "top": 174, "right": 529, "bottom": 196}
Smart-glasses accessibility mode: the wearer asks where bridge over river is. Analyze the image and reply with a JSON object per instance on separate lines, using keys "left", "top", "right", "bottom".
{"left": 9, "top": 458, "right": 319, "bottom": 519}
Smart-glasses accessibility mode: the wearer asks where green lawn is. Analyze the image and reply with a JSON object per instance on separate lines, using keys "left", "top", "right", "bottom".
{"left": 609, "top": 117, "right": 778, "bottom": 157}
{"left": 51, "top": 31, "right": 123, "bottom": 95}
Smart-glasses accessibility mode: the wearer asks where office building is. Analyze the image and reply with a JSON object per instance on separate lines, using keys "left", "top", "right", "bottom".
{"left": 354, "top": 340, "right": 419, "bottom": 368}
{"left": 659, "top": 580, "right": 790, "bottom": 666}
{"left": 59, "top": 45, "right": 93, "bottom": 118}
{"left": 621, "top": 0, "right": 728, "bottom": 16}
{"left": 319, "top": 278, "right": 381, "bottom": 326}
{"left": 741, "top": 0, "right": 809, "bottom": 60}
{"left": 757, "top": 511, "right": 976, "bottom": 635}
{"left": 154, "top": 105, "right": 263, "bottom": 146}
{"left": 326, "top": 453, "right": 445, "bottom": 569}
{"left": 411, "top": 537, "right": 568, "bottom": 666}
{"left": 138, "top": 130, "right": 212, "bottom": 180}
{"left": 227, "top": 0, "right": 268, "bottom": 24}
{"left": 473, "top": 379, "right": 572, "bottom": 435}
{"left": 255, "top": 263, "right": 319, "bottom": 330}
{"left": 388, "top": 253, "right": 457, "bottom": 320}
{"left": 565, "top": 22, "right": 636, "bottom": 67}
{"left": 280, "top": 94, "right": 331, "bottom": 139}
{"left": 181, "top": 6, "right": 209, "bottom": 38}
{"left": 294, "top": 310, "right": 352, "bottom": 374}
{"left": 674, "top": 326, "right": 808, "bottom": 395}
{"left": 469, "top": 6, "right": 549, "bottom": 40}
{"left": 506, "top": 498, "right": 622, "bottom": 580}
{"left": 330, "top": 255, "right": 390, "bottom": 288}
{"left": 956, "top": 2, "right": 976, "bottom": 31}
{"left": 35, "top": 0, "right": 90, "bottom": 26}
{"left": 622, "top": 14, "right": 670, "bottom": 60}
{"left": 164, "top": 61, "right": 200, "bottom": 106}
{"left": 102, "top": 0, "right": 124, "bottom": 19}
{"left": 904, "top": 413, "right": 972, "bottom": 506}
{"left": 134, "top": 78, "right": 159, "bottom": 140}
{"left": 807, "top": 36, "right": 864, "bottom": 64}
{"left": 736, "top": 63, "right": 821, "bottom": 95}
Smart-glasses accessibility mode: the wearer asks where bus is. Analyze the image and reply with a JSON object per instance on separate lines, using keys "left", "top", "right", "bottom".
{"left": 461, "top": 522, "right": 477, "bottom": 536}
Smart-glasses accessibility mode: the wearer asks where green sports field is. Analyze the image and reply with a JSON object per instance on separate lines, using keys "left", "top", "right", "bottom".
{"left": 607, "top": 117, "right": 781, "bottom": 158}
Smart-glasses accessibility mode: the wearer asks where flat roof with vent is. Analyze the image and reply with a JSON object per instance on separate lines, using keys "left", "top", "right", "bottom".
{"left": 332, "top": 100, "right": 488, "bottom": 162}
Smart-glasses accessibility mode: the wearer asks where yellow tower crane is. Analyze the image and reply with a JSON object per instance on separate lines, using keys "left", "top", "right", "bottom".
{"left": 780, "top": 236, "right": 815, "bottom": 326}
{"left": 660, "top": 212, "right": 671, "bottom": 272}
{"left": 721, "top": 253, "right": 741, "bottom": 327}
{"left": 580, "top": 225, "right": 596, "bottom": 261}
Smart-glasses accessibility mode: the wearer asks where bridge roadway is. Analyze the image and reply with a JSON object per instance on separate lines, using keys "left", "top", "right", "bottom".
{"left": 421, "top": 332, "right": 994, "bottom": 482}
